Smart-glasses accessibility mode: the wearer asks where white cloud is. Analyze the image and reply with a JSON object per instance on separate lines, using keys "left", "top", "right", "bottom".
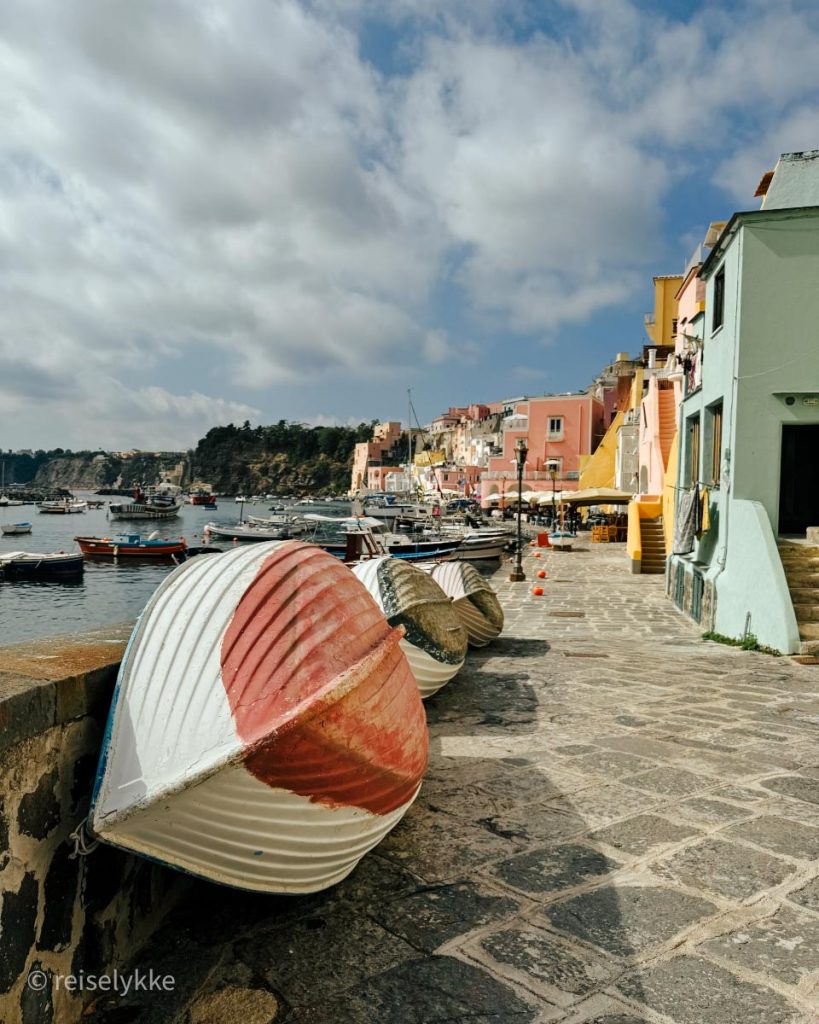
{"left": 1, "top": 0, "right": 819, "bottom": 446}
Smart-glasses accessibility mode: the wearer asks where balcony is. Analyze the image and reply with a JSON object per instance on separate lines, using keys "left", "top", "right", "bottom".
{"left": 483, "top": 470, "right": 557, "bottom": 481}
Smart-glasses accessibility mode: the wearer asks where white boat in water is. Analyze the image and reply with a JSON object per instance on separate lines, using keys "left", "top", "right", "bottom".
{"left": 203, "top": 521, "right": 302, "bottom": 542}
{"left": 37, "top": 499, "right": 87, "bottom": 514}
{"left": 89, "top": 541, "right": 428, "bottom": 894}
{"left": 352, "top": 556, "right": 468, "bottom": 699}
{"left": 1, "top": 522, "right": 33, "bottom": 536}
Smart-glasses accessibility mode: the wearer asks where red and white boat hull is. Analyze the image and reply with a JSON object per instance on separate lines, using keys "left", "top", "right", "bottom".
{"left": 91, "top": 541, "right": 428, "bottom": 893}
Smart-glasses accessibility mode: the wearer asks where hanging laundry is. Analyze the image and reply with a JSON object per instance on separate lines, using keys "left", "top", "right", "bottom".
{"left": 673, "top": 486, "right": 700, "bottom": 555}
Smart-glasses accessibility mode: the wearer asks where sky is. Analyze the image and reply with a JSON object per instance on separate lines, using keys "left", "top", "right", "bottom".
{"left": 2, "top": 0, "right": 819, "bottom": 451}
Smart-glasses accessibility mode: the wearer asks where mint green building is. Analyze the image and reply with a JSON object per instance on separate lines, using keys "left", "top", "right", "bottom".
{"left": 668, "top": 153, "right": 819, "bottom": 654}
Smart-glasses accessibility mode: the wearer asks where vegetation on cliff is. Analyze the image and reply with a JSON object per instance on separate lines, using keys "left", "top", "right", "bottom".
{"left": 1, "top": 450, "right": 188, "bottom": 491}
{"left": 191, "top": 420, "right": 381, "bottom": 495}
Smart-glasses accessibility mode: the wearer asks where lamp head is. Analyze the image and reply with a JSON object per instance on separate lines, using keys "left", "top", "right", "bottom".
{"left": 514, "top": 436, "right": 529, "bottom": 465}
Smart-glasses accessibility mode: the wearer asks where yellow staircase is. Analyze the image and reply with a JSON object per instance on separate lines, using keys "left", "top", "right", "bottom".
{"left": 778, "top": 542, "right": 819, "bottom": 654}
{"left": 640, "top": 516, "right": 667, "bottom": 574}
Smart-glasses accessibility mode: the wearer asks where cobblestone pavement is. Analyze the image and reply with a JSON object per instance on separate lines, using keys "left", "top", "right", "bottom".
{"left": 91, "top": 542, "right": 819, "bottom": 1024}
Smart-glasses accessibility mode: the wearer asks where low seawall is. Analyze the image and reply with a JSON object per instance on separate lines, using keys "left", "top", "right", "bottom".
{"left": 0, "top": 627, "right": 190, "bottom": 1024}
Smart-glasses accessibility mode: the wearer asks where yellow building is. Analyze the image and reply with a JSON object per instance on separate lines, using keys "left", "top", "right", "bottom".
{"left": 644, "top": 274, "right": 683, "bottom": 347}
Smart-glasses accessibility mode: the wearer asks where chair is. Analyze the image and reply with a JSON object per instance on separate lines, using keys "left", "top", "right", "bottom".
{"left": 591, "top": 525, "right": 606, "bottom": 543}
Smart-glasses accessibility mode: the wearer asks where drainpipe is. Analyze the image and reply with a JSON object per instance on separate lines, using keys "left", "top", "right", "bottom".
{"left": 712, "top": 230, "right": 743, "bottom": 588}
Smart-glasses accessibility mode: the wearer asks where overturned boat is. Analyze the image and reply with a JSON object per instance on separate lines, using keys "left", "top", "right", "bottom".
{"left": 351, "top": 557, "right": 468, "bottom": 699}
{"left": 425, "top": 561, "right": 504, "bottom": 647}
{"left": 90, "top": 540, "right": 428, "bottom": 894}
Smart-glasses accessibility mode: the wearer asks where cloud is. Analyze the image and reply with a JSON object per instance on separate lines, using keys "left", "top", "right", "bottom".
{"left": 1, "top": 0, "right": 819, "bottom": 446}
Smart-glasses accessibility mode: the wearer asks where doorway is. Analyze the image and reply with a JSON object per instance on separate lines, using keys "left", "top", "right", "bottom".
{"left": 779, "top": 424, "right": 819, "bottom": 534}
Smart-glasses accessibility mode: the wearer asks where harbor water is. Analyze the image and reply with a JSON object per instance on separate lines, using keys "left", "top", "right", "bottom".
{"left": 0, "top": 495, "right": 343, "bottom": 646}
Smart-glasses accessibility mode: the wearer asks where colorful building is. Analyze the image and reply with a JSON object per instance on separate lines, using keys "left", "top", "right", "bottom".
{"left": 668, "top": 152, "right": 819, "bottom": 653}
{"left": 480, "top": 393, "right": 605, "bottom": 505}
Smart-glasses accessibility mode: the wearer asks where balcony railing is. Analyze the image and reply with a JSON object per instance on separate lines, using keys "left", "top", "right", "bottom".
{"left": 483, "top": 470, "right": 562, "bottom": 481}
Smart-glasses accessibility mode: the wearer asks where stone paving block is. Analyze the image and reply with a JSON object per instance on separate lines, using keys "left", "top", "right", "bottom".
{"left": 478, "top": 924, "right": 620, "bottom": 1004}
{"left": 723, "top": 814, "right": 819, "bottom": 861}
{"left": 616, "top": 954, "right": 806, "bottom": 1023}
{"left": 702, "top": 905, "right": 819, "bottom": 987}
{"left": 378, "top": 804, "right": 525, "bottom": 883}
{"left": 369, "top": 880, "right": 520, "bottom": 954}
{"left": 543, "top": 885, "right": 717, "bottom": 958}
{"left": 477, "top": 804, "right": 590, "bottom": 845}
{"left": 621, "top": 766, "right": 711, "bottom": 797}
{"left": 490, "top": 844, "right": 620, "bottom": 897}
{"left": 544, "top": 783, "right": 657, "bottom": 828}
{"left": 712, "top": 784, "right": 768, "bottom": 802}
{"left": 654, "top": 837, "right": 796, "bottom": 901}
{"left": 787, "top": 876, "right": 819, "bottom": 913}
{"left": 479, "top": 765, "right": 581, "bottom": 804}
{"left": 760, "top": 774, "right": 819, "bottom": 807}
{"left": 284, "top": 955, "right": 542, "bottom": 1024}
{"left": 593, "top": 735, "right": 685, "bottom": 761}
{"left": 568, "top": 750, "right": 655, "bottom": 779}
{"left": 677, "top": 797, "right": 753, "bottom": 824}
{"left": 588, "top": 814, "right": 701, "bottom": 856}
{"left": 233, "top": 910, "right": 421, "bottom": 1004}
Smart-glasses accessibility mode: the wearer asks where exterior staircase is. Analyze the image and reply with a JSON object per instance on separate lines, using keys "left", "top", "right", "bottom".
{"left": 640, "top": 516, "right": 667, "bottom": 574}
{"left": 778, "top": 542, "right": 819, "bottom": 654}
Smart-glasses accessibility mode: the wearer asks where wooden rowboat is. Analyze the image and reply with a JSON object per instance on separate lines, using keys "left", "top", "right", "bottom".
{"left": 352, "top": 557, "right": 468, "bottom": 699}
{"left": 426, "top": 561, "right": 504, "bottom": 647}
{"left": 90, "top": 540, "right": 428, "bottom": 893}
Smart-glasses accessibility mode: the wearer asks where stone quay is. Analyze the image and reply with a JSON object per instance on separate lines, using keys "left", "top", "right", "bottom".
{"left": 4, "top": 540, "right": 819, "bottom": 1023}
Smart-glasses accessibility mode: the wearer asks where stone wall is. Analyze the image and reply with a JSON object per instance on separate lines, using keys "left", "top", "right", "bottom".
{"left": 0, "top": 628, "right": 190, "bottom": 1024}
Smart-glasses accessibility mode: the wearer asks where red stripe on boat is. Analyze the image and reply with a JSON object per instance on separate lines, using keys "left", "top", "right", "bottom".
{"left": 221, "top": 542, "right": 428, "bottom": 815}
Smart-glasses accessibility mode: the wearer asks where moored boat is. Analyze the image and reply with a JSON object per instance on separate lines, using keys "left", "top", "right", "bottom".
{"left": 0, "top": 551, "right": 84, "bottom": 579}
{"left": 75, "top": 535, "right": 188, "bottom": 558}
{"left": 426, "top": 561, "right": 504, "bottom": 647}
{"left": 203, "top": 521, "right": 299, "bottom": 542}
{"left": 351, "top": 556, "right": 468, "bottom": 699}
{"left": 109, "top": 485, "right": 182, "bottom": 520}
{"left": 1, "top": 522, "right": 33, "bottom": 536}
{"left": 38, "top": 499, "right": 87, "bottom": 514}
{"left": 89, "top": 540, "right": 428, "bottom": 893}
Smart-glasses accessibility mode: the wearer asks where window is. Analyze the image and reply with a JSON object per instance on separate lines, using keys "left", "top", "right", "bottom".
{"left": 547, "top": 416, "right": 564, "bottom": 440}
{"left": 712, "top": 267, "right": 725, "bottom": 332}
{"left": 672, "top": 318, "right": 678, "bottom": 335}
{"left": 546, "top": 457, "right": 562, "bottom": 477}
{"left": 686, "top": 414, "right": 701, "bottom": 487}
{"left": 707, "top": 402, "right": 723, "bottom": 487}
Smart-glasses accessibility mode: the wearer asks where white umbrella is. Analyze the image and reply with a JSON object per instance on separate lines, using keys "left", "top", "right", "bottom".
{"left": 483, "top": 493, "right": 501, "bottom": 503}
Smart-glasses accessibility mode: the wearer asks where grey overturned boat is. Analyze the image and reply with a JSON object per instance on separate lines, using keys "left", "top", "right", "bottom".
{"left": 424, "top": 561, "right": 504, "bottom": 647}
{"left": 352, "top": 557, "right": 468, "bottom": 699}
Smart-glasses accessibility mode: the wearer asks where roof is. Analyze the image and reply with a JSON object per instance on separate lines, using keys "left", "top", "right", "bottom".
{"left": 698, "top": 205, "right": 819, "bottom": 280}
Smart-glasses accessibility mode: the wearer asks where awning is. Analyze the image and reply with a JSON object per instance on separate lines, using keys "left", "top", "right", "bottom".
{"left": 560, "top": 487, "right": 634, "bottom": 506}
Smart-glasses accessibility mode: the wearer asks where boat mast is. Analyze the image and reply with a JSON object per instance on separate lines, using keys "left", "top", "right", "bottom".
{"left": 407, "top": 388, "right": 412, "bottom": 495}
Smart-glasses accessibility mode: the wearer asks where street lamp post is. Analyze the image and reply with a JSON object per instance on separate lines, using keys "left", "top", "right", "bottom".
{"left": 509, "top": 436, "right": 528, "bottom": 582}
{"left": 547, "top": 461, "right": 558, "bottom": 531}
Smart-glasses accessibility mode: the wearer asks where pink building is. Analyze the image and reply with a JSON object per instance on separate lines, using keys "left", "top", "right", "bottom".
{"left": 350, "top": 422, "right": 404, "bottom": 494}
{"left": 480, "top": 394, "right": 605, "bottom": 504}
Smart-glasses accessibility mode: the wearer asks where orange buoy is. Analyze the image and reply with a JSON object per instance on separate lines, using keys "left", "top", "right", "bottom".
{"left": 532, "top": 586, "right": 544, "bottom": 596}
{"left": 537, "top": 569, "right": 546, "bottom": 579}
{"left": 533, "top": 551, "right": 541, "bottom": 558}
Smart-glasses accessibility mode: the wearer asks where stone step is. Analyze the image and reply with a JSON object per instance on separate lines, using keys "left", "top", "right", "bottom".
{"left": 788, "top": 587, "right": 819, "bottom": 603}
{"left": 793, "top": 604, "right": 819, "bottom": 622}
{"left": 784, "top": 572, "right": 819, "bottom": 587}
{"left": 779, "top": 545, "right": 819, "bottom": 559}
{"left": 780, "top": 555, "right": 819, "bottom": 569}
{"left": 800, "top": 638, "right": 819, "bottom": 655}
{"left": 798, "top": 622, "right": 819, "bottom": 640}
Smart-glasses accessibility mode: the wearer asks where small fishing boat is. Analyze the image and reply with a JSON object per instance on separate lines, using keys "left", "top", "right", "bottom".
{"left": 203, "top": 522, "right": 299, "bottom": 542}
{"left": 1, "top": 522, "right": 33, "bottom": 536}
{"left": 351, "top": 556, "right": 468, "bottom": 699}
{"left": 425, "top": 561, "right": 504, "bottom": 647}
{"left": 0, "top": 551, "right": 84, "bottom": 579}
{"left": 305, "top": 515, "right": 461, "bottom": 562}
{"left": 75, "top": 535, "right": 188, "bottom": 559}
{"left": 0, "top": 497, "right": 24, "bottom": 507}
{"left": 38, "top": 499, "right": 87, "bottom": 514}
{"left": 89, "top": 540, "right": 428, "bottom": 893}
{"left": 109, "top": 485, "right": 182, "bottom": 520}
{"left": 188, "top": 490, "right": 217, "bottom": 508}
